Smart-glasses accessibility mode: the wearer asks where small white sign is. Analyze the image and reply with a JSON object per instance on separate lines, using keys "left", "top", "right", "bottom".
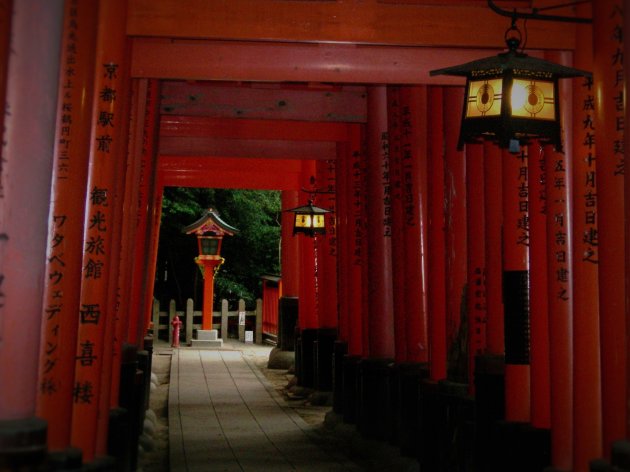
{"left": 238, "top": 311, "right": 246, "bottom": 325}
{"left": 245, "top": 331, "right": 253, "bottom": 343}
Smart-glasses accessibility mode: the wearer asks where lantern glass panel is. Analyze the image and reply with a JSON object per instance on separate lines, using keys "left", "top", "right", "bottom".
{"left": 312, "top": 214, "right": 325, "bottom": 228}
{"left": 295, "top": 214, "right": 312, "bottom": 229}
{"left": 465, "top": 78, "right": 503, "bottom": 118}
{"left": 200, "top": 237, "right": 219, "bottom": 255}
{"left": 510, "top": 79, "right": 555, "bottom": 120}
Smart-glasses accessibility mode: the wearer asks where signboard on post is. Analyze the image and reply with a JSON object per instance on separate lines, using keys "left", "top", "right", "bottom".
{"left": 238, "top": 311, "right": 246, "bottom": 325}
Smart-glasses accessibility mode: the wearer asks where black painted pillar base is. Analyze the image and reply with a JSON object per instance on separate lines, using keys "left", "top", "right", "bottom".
{"left": 474, "top": 354, "right": 506, "bottom": 472}
{"left": 278, "top": 297, "right": 298, "bottom": 351}
{"left": 332, "top": 341, "right": 348, "bottom": 414}
{"left": 0, "top": 417, "right": 47, "bottom": 470}
{"left": 117, "top": 344, "right": 140, "bottom": 472}
{"left": 298, "top": 328, "right": 317, "bottom": 388}
{"left": 107, "top": 407, "right": 131, "bottom": 472}
{"left": 342, "top": 355, "right": 361, "bottom": 424}
{"left": 137, "top": 349, "right": 151, "bottom": 427}
{"left": 314, "top": 328, "right": 337, "bottom": 392}
{"left": 388, "top": 364, "right": 399, "bottom": 445}
{"left": 396, "top": 362, "right": 428, "bottom": 456}
{"left": 357, "top": 357, "right": 394, "bottom": 440}
{"left": 439, "top": 381, "right": 475, "bottom": 471}
{"left": 612, "top": 440, "right": 630, "bottom": 471}
{"left": 418, "top": 379, "right": 440, "bottom": 470}
{"left": 82, "top": 456, "right": 116, "bottom": 471}
{"left": 589, "top": 459, "right": 613, "bottom": 472}
{"left": 419, "top": 379, "right": 475, "bottom": 470}
{"left": 47, "top": 447, "right": 82, "bottom": 471}
{"left": 142, "top": 336, "right": 154, "bottom": 413}
{"left": 494, "top": 422, "right": 551, "bottom": 472}
{"left": 294, "top": 332, "right": 302, "bottom": 381}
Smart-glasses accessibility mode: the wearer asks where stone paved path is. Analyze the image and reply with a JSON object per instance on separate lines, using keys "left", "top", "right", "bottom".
{"left": 169, "top": 348, "right": 363, "bottom": 472}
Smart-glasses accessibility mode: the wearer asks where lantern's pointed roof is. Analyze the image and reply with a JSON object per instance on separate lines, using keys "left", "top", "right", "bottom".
{"left": 182, "top": 208, "right": 238, "bottom": 236}
{"left": 285, "top": 200, "right": 331, "bottom": 215}
{"left": 430, "top": 49, "right": 591, "bottom": 79}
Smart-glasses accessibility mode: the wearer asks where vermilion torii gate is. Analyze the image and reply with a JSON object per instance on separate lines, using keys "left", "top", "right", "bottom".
{"left": 1, "top": 1, "right": 630, "bottom": 472}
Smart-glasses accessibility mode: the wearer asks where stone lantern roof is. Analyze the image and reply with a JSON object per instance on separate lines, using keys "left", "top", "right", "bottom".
{"left": 182, "top": 208, "right": 238, "bottom": 236}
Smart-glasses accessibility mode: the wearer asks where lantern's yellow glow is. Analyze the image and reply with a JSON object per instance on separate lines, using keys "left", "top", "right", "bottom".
{"left": 510, "top": 79, "right": 555, "bottom": 120}
{"left": 295, "top": 214, "right": 325, "bottom": 229}
{"left": 466, "top": 78, "right": 503, "bottom": 118}
{"left": 295, "top": 214, "right": 311, "bottom": 228}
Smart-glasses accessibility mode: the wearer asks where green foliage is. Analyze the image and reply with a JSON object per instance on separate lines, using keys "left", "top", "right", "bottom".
{"left": 155, "top": 187, "right": 281, "bottom": 310}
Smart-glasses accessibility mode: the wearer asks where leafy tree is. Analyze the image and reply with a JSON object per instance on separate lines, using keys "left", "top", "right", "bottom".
{"left": 154, "top": 187, "right": 281, "bottom": 310}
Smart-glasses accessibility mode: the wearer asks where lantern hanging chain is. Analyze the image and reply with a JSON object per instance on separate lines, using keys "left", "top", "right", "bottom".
{"left": 535, "top": 0, "right": 590, "bottom": 13}
{"left": 504, "top": 15, "right": 527, "bottom": 53}
{"left": 488, "top": 0, "right": 591, "bottom": 24}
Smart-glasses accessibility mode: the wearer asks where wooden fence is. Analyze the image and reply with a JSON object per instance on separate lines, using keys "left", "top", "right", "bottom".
{"left": 152, "top": 298, "right": 266, "bottom": 346}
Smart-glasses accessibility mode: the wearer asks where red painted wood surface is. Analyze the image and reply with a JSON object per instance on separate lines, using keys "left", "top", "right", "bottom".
{"left": 281, "top": 191, "right": 300, "bottom": 298}
{"left": 127, "top": 1, "right": 574, "bottom": 50}
{"left": 159, "top": 156, "right": 303, "bottom": 190}
{"left": 625, "top": 0, "right": 630, "bottom": 443}
{"left": 465, "top": 143, "right": 485, "bottom": 391}
{"left": 141, "top": 182, "right": 164, "bottom": 340}
{"left": 160, "top": 136, "right": 336, "bottom": 161}
{"left": 262, "top": 279, "right": 281, "bottom": 336}
{"left": 546, "top": 52, "right": 575, "bottom": 471}
{"left": 298, "top": 160, "right": 318, "bottom": 330}
{"left": 35, "top": 0, "right": 97, "bottom": 451}
{"left": 127, "top": 80, "right": 160, "bottom": 345}
{"left": 388, "top": 86, "right": 408, "bottom": 363}
{"left": 365, "top": 86, "right": 395, "bottom": 359}
{"left": 97, "top": 50, "right": 132, "bottom": 455}
{"left": 502, "top": 148, "right": 531, "bottom": 423}
{"left": 545, "top": 140, "right": 574, "bottom": 467}
{"left": 347, "top": 125, "right": 365, "bottom": 356}
{"left": 571, "top": 7, "right": 602, "bottom": 463}
{"left": 0, "top": 0, "right": 64, "bottom": 421}
{"left": 316, "top": 159, "right": 339, "bottom": 328}
{"left": 161, "top": 116, "right": 351, "bottom": 142}
{"left": 131, "top": 39, "right": 509, "bottom": 86}
{"left": 0, "top": 0, "right": 10, "bottom": 209}
{"left": 593, "top": 0, "right": 627, "bottom": 455}
{"left": 527, "top": 141, "right": 550, "bottom": 430}
{"left": 110, "top": 79, "right": 149, "bottom": 408}
{"left": 316, "top": 159, "right": 338, "bottom": 330}
{"left": 200, "top": 259, "right": 222, "bottom": 330}
{"left": 427, "top": 87, "right": 447, "bottom": 380}
{"left": 70, "top": 0, "right": 128, "bottom": 461}
{"left": 335, "top": 141, "right": 350, "bottom": 343}
{"left": 443, "top": 87, "right": 467, "bottom": 378}
{"left": 159, "top": 81, "right": 367, "bottom": 123}
{"left": 483, "top": 142, "right": 504, "bottom": 356}
{"left": 400, "top": 86, "right": 429, "bottom": 363}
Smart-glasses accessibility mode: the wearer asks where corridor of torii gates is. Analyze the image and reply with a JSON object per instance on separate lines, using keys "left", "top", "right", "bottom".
{"left": 2, "top": 0, "right": 630, "bottom": 471}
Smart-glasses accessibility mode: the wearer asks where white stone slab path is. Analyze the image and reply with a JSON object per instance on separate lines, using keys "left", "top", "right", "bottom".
{"left": 169, "top": 348, "right": 364, "bottom": 472}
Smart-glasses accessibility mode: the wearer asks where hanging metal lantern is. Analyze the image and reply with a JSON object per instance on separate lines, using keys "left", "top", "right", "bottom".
{"left": 286, "top": 200, "right": 331, "bottom": 237}
{"left": 430, "top": 23, "right": 591, "bottom": 152}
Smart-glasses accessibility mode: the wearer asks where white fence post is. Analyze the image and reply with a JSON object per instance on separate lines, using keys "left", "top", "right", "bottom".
{"left": 255, "top": 298, "right": 263, "bottom": 344}
{"left": 186, "top": 298, "right": 194, "bottom": 345}
{"left": 221, "top": 299, "right": 229, "bottom": 339}
{"left": 238, "top": 299, "right": 246, "bottom": 342}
